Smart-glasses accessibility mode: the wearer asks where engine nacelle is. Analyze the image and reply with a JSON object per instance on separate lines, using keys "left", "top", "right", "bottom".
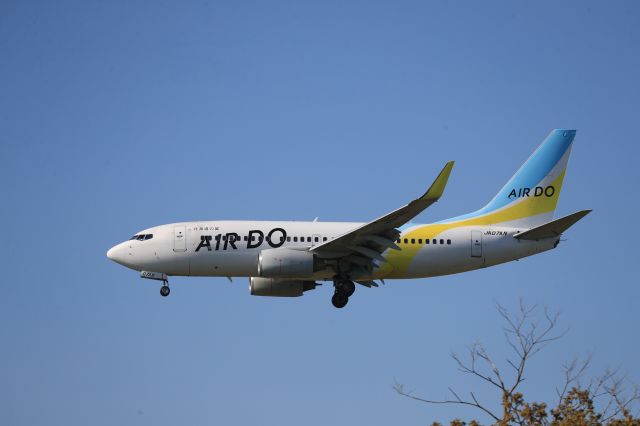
{"left": 249, "top": 277, "right": 318, "bottom": 297}
{"left": 258, "top": 248, "right": 315, "bottom": 278}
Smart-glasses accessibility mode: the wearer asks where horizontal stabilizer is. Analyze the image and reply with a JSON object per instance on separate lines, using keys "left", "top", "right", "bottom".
{"left": 514, "top": 209, "right": 591, "bottom": 240}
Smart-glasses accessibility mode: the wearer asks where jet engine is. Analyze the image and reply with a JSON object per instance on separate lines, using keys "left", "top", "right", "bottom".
{"left": 249, "top": 277, "right": 318, "bottom": 297}
{"left": 257, "top": 248, "right": 315, "bottom": 278}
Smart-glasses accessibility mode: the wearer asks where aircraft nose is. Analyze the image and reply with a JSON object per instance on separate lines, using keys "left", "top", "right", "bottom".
{"left": 107, "top": 243, "right": 130, "bottom": 266}
{"left": 107, "top": 246, "right": 117, "bottom": 261}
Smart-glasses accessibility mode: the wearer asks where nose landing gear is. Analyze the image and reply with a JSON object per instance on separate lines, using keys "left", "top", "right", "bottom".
{"left": 160, "top": 282, "right": 170, "bottom": 297}
{"left": 140, "top": 271, "right": 171, "bottom": 297}
{"left": 332, "top": 280, "right": 356, "bottom": 308}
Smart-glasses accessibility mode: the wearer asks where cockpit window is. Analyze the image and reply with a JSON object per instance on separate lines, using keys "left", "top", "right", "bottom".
{"left": 130, "top": 234, "right": 153, "bottom": 241}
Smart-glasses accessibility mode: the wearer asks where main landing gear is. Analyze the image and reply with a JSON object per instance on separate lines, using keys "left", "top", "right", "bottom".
{"left": 332, "top": 280, "right": 356, "bottom": 308}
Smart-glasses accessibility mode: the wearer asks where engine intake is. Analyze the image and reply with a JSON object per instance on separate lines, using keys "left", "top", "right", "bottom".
{"left": 258, "top": 248, "right": 315, "bottom": 278}
{"left": 249, "top": 277, "right": 318, "bottom": 297}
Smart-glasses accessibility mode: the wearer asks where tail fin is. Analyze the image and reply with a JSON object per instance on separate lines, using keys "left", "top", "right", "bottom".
{"left": 445, "top": 129, "right": 576, "bottom": 228}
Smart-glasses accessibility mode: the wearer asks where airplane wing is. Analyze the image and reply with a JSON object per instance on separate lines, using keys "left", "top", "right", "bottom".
{"left": 310, "top": 161, "right": 454, "bottom": 270}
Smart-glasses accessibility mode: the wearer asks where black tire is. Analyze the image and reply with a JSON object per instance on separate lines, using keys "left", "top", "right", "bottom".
{"left": 160, "top": 286, "right": 170, "bottom": 297}
{"left": 339, "top": 280, "right": 356, "bottom": 297}
{"left": 331, "top": 292, "right": 348, "bottom": 309}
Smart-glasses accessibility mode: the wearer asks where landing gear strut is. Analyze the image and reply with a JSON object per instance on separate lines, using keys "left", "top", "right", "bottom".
{"left": 160, "top": 281, "right": 170, "bottom": 297}
{"left": 140, "top": 271, "right": 171, "bottom": 297}
{"left": 332, "top": 279, "right": 355, "bottom": 308}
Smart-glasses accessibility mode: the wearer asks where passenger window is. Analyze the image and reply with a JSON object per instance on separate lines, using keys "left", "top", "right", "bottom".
{"left": 280, "top": 236, "right": 285, "bottom": 242}
{"left": 418, "top": 239, "right": 422, "bottom": 244}
{"left": 411, "top": 239, "right": 415, "bottom": 244}
{"left": 323, "top": 237, "right": 327, "bottom": 241}
{"left": 314, "top": 237, "right": 319, "bottom": 242}
{"left": 404, "top": 238, "right": 408, "bottom": 244}
{"left": 426, "top": 239, "right": 430, "bottom": 244}
{"left": 447, "top": 239, "right": 451, "bottom": 245}
{"left": 440, "top": 239, "right": 444, "bottom": 244}
{"left": 287, "top": 237, "right": 291, "bottom": 242}
{"left": 307, "top": 237, "right": 311, "bottom": 242}
{"left": 396, "top": 239, "right": 401, "bottom": 243}
{"left": 294, "top": 237, "right": 298, "bottom": 242}
{"left": 432, "top": 239, "right": 437, "bottom": 244}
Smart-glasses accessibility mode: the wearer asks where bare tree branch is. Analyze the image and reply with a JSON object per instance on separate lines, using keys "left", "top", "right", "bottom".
{"left": 393, "top": 380, "right": 501, "bottom": 422}
{"left": 393, "top": 300, "right": 639, "bottom": 424}
{"left": 599, "top": 373, "right": 640, "bottom": 422}
{"left": 451, "top": 347, "right": 505, "bottom": 392}
{"left": 395, "top": 301, "right": 567, "bottom": 423}
{"left": 556, "top": 355, "right": 592, "bottom": 405}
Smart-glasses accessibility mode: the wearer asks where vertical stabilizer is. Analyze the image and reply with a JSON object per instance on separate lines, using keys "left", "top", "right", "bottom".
{"left": 443, "top": 129, "right": 576, "bottom": 228}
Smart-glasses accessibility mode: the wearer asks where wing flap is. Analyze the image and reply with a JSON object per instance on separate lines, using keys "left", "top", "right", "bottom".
{"left": 347, "top": 245, "right": 387, "bottom": 263}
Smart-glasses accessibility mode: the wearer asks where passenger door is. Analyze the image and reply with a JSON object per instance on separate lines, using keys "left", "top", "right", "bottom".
{"left": 471, "top": 230, "right": 482, "bottom": 258}
{"left": 174, "top": 225, "right": 187, "bottom": 252}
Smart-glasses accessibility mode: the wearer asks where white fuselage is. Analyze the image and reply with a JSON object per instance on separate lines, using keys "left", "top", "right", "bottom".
{"left": 106, "top": 220, "right": 558, "bottom": 281}
{"left": 105, "top": 129, "right": 584, "bottom": 308}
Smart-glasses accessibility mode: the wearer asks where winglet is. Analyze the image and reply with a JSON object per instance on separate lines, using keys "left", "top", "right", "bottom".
{"left": 420, "top": 161, "right": 455, "bottom": 202}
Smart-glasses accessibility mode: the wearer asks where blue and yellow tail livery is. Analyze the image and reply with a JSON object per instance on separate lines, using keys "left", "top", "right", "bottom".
{"left": 442, "top": 129, "right": 576, "bottom": 228}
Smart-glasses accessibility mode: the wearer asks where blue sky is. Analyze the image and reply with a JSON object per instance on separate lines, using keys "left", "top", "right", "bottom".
{"left": 1, "top": 1, "right": 639, "bottom": 424}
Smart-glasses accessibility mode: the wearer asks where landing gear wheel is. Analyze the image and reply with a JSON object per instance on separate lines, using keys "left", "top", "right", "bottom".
{"left": 160, "top": 285, "right": 170, "bottom": 297}
{"left": 331, "top": 292, "right": 348, "bottom": 309}
{"left": 338, "top": 280, "right": 356, "bottom": 297}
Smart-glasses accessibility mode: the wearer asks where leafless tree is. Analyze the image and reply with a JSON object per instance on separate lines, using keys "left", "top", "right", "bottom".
{"left": 394, "top": 300, "right": 639, "bottom": 425}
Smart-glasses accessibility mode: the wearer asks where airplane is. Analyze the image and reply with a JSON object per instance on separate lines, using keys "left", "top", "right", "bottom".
{"left": 107, "top": 129, "right": 590, "bottom": 308}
